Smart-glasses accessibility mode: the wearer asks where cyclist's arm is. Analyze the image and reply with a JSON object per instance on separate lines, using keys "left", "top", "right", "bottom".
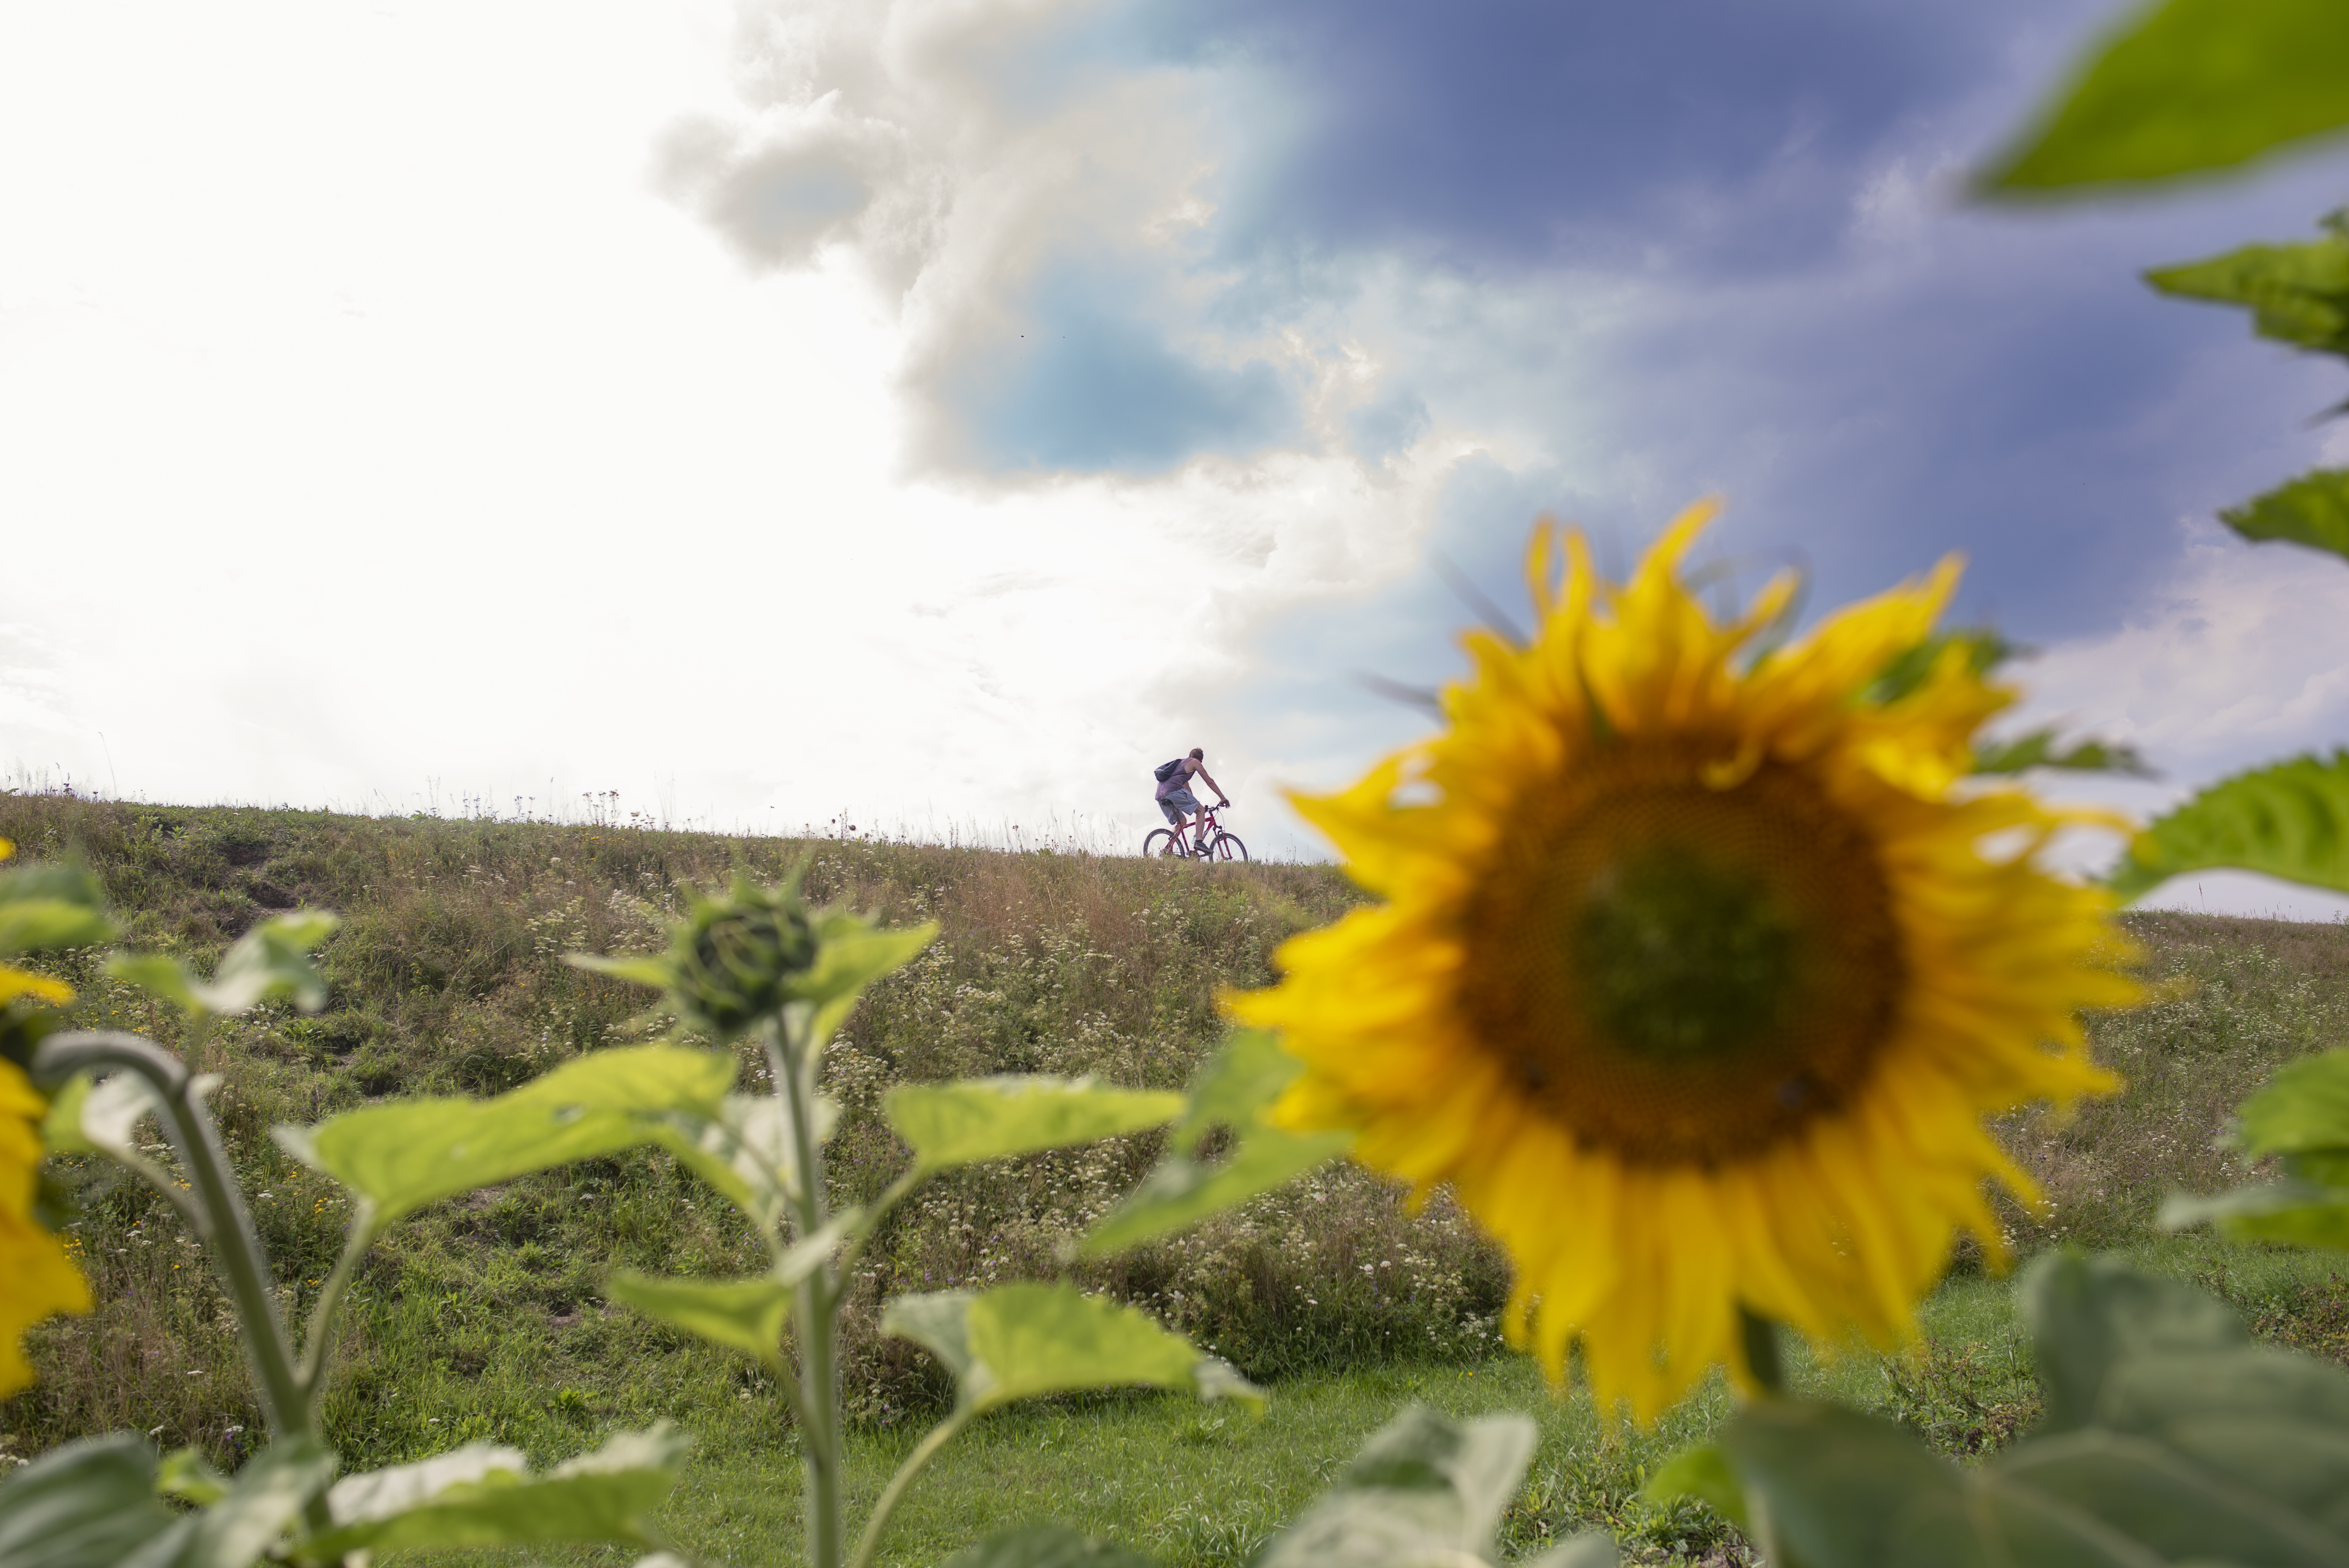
{"left": 1194, "top": 766, "right": 1230, "bottom": 805}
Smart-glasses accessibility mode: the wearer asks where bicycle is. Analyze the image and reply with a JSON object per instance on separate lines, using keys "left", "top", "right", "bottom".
{"left": 1143, "top": 801, "right": 1247, "bottom": 862}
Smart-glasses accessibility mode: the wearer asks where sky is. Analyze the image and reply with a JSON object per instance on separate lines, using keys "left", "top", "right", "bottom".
{"left": 7, "top": 0, "right": 2349, "bottom": 912}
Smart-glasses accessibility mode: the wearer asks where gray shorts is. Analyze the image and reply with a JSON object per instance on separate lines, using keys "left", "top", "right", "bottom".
{"left": 1158, "top": 787, "right": 1201, "bottom": 824}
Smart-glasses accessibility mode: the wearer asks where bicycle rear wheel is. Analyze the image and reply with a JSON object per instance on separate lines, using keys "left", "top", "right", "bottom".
{"left": 1142, "top": 829, "right": 1183, "bottom": 859}
{"left": 1209, "top": 832, "right": 1248, "bottom": 862}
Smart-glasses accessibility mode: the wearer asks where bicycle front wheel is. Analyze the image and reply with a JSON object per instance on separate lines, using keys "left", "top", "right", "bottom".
{"left": 1142, "top": 829, "right": 1183, "bottom": 859}
{"left": 1209, "top": 832, "right": 1248, "bottom": 862}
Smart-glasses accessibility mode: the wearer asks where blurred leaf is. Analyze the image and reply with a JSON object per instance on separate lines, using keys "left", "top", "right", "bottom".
{"left": 0, "top": 899, "right": 113, "bottom": 957}
{"left": 1978, "top": 0, "right": 2349, "bottom": 191}
{"left": 1715, "top": 1402, "right": 2144, "bottom": 1566}
{"left": 1971, "top": 730, "right": 2151, "bottom": 777}
{"left": 1256, "top": 1407, "right": 1536, "bottom": 1568}
{"left": 2238, "top": 1048, "right": 2349, "bottom": 1156}
{"left": 882, "top": 1283, "right": 1261, "bottom": 1415}
{"left": 2150, "top": 220, "right": 2349, "bottom": 355}
{"left": 642, "top": 1092, "right": 834, "bottom": 1235}
{"left": 776, "top": 1210, "right": 856, "bottom": 1283}
{"left": 2108, "top": 751, "right": 2349, "bottom": 898}
{"left": 1080, "top": 1125, "right": 1349, "bottom": 1256}
{"left": 1171, "top": 1029, "right": 1302, "bottom": 1153}
{"left": 884, "top": 1076, "right": 1183, "bottom": 1173}
{"left": 42, "top": 1071, "right": 160, "bottom": 1163}
{"left": 936, "top": 1524, "right": 1163, "bottom": 1568}
{"left": 201, "top": 911, "right": 339, "bottom": 1016}
{"left": 2162, "top": 1179, "right": 2349, "bottom": 1245}
{"left": 1862, "top": 629, "right": 2017, "bottom": 707}
{"left": 607, "top": 1273, "right": 791, "bottom": 1369}
{"left": 0, "top": 1434, "right": 175, "bottom": 1568}
{"left": 2021, "top": 1252, "right": 2247, "bottom": 1433}
{"left": 292, "top": 1425, "right": 686, "bottom": 1563}
{"left": 102, "top": 954, "right": 200, "bottom": 1014}
{"left": 0, "top": 1433, "right": 332, "bottom": 1568}
{"left": 563, "top": 953, "right": 676, "bottom": 990}
{"left": 277, "top": 1045, "right": 733, "bottom": 1226}
{"left": 2160, "top": 1053, "right": 2349, "bottom": 1247}
{"left": 1082, "top": 1032, "right": 1347, "bottom": 1255}
{"left": 154, "top": 1448, "right": 229, "bottom": 1507}
{"left": 175, "top": 1437, "right": 337, "bottom": 1568}
{"left": 109, "top": 912, "right": 340, "bottom": 1019}
{"left": 1709, "top": 1256, "right": 2349, "bottom": 1565}
{"left": 0, "top": 859, "right": 105, "bottom": 915}
{"left": 2222, "top": 468, "right": 2349, "bottom": 559}
{"left": 800, "top": 915, "right": 937, "bottom": 1044}
{"left": 1640, "top": 1441, "right": 1748, "bottom": 1531}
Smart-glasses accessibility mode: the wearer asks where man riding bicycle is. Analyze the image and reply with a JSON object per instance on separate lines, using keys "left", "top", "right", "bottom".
{"left": 1154, "top": 748, "right": 1229, "bottom": 848}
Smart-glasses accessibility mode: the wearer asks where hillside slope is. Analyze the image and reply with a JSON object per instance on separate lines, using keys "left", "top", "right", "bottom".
{"left": 6, "top": 795, "right": 2346, "bottom": 1473}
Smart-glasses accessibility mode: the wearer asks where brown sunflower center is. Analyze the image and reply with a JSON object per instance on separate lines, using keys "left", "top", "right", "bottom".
{"left": 1459, "top": 748, "right": 1903, "bottom": 1164}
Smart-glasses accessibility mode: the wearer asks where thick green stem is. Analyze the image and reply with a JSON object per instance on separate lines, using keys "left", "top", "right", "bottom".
{"left": 36, "top": 1032, "right": 310, "bottom": 1440}
{"left": 774, "top": 1010, "right": 845, "bottom": 1568}
{"left": 847, "top": 1407, "right": 973, "bottom": 1568}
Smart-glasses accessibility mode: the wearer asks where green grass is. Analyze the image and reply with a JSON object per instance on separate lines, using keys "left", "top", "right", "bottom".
{"left": 12, "top": 794, "right": 2349, "bottom": 1563}
{"left": 414, "top": 1233, "right": 2349, "bottom": 1568}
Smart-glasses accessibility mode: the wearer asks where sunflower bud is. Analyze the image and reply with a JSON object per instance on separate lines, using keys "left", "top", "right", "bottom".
{"left": 666, "top": 875, "right": 817, "bottom": 1041}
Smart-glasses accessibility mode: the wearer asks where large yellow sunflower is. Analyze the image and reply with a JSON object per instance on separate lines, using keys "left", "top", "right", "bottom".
{"left": 1233, "top": 501, "right": 2140, "bottom": 1421}
{"left": 3, "top": 1057, "right": 89, "bottom": 1396}
{"left": 0, "top": 835, "right": 93, "bottom": 1396}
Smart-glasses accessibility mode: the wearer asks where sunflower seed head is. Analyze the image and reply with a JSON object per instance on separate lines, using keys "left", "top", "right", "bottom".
{"left": 667, "top": 873, "right": 817, "bottom": 1040}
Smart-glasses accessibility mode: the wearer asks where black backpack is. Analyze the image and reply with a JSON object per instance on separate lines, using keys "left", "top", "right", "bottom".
{"left": 1152, "top": 757, "right": 1186, "bottom": 783}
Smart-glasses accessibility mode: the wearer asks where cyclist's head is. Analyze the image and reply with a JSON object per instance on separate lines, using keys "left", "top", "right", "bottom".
{"left": 1189, "top": 747, "right": 1204, "bottom": 759}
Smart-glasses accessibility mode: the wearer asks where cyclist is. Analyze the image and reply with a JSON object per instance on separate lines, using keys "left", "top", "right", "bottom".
{"left": 1153, "top": 748, "right": 1229, "bottom": 850}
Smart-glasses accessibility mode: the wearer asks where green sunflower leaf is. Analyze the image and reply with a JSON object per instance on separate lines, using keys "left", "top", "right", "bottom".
{"left": 176, "top": 1437, "right": 339, "bottom": 1568}
{"left": 1863, "top": 629, "right": 2017, "bottom": 707}
{"left": 1706, "top": 1256, "right": 2349, "bottom": 1566}
{"left": 606, "top": 1272, "right": 793, "bottom": 1368}
{"left": 2107, "top": 752, "right": 2349, "bottom": 899}
{"left": 1080, "top": 1126, "right": 1349, "bottom": 1256}
{"left": 1080, "top": 1031, "right": 1348, "bottom": 1256}
{"left": 1977, "top": 0, "right": 2349, "bottom": 192}
{"left": 275, "top": 1045, "right": 734, "bottom": 1226}
{"left": 800, "top": 914, "right": 938, "bottom": 1046}
{"left": 2021, "top": 1253, "right": 2247, "bottom": 1433}
{"left": 1255, "top": 1407, "right": 1537, "bottom": 1568}
{"left": 1640, "top": 1442, "right": 1749, "bottom": 1531}
{"left": 883, "top": 1076, "right": 1184, "bottom": 1174}
{"left": 881, "top": 1283, "right": 1260, "bottom": 1415}
{"left": 1970, "top": 730, "right": 2151, "bottom": 777}
{"left": 2235, "top": 1046, "right": 2349, "bottom": 1157}
{"left": 289, "top": 1425, "right": 686, "bottom": 1564}
{"left": 2160, "top": 1179, "right": 2349, "bottom": 1247}
{"left": 0, "top": 898, "right": 113, "bottom": 957}
{"left": 108, "top": 911, "right": 340, "bottom": 1019}
{"left": 2148, "top": 219, "right": 2349, "bottom": 357}
{"left": 639, "top": 1092, "right": 836, "bottom": 1235}
{"left": 2221, "top": 467, "right": 2349, "bottom": 560}
{"left": 0, "top": 1435, "right": 176, "bottom": 1568}
{"left": 1170, "top": 1028, "right": 1303, "bottom": 1154}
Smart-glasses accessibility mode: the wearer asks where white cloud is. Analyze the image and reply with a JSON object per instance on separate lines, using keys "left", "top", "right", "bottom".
{"left": 2006, "top": 517, "right": 2349, "bottom": 918}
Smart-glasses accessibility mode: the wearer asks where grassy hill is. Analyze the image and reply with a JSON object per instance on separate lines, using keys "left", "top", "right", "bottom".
{"left": 9, "top": 794, "right": 2349, "bottom": 1561}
